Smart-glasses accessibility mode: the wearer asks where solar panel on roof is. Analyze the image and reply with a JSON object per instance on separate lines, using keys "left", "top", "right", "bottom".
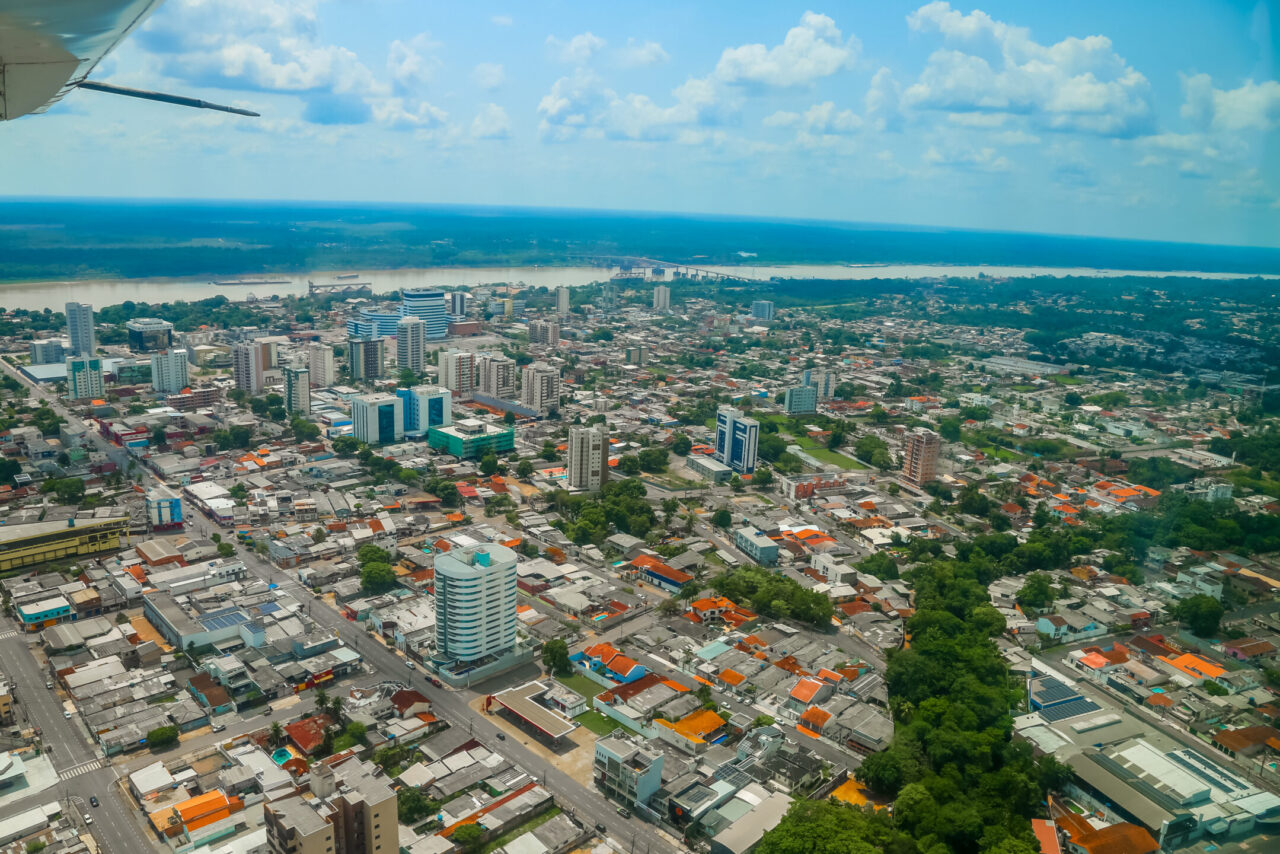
{"left": 1030, "top": 677, "right": 1080, "bottom": 706}
{"left": 1039, "top": 697, "right": 1101, "bottom": 722}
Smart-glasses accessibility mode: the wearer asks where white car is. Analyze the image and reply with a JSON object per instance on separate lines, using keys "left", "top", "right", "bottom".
{"left": 63, "top": 711, "right": 72, "bottom": 719}
{"left": 83, "top": 814, "right": 92, "bottom": 825}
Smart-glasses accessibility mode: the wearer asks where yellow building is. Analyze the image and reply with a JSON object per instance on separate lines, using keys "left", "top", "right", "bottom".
{"left": 0, "top": 517, "right": 130, "bottom": 573}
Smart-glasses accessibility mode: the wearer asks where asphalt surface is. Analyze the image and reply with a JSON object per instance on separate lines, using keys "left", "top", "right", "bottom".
{"left": 207, "top": 533, "right": 682, "bottom": 854}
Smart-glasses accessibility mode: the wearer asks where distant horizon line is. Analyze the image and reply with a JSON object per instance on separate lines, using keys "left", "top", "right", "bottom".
{"left": 2, "top": 193, "right": 1279, "bottom": 255}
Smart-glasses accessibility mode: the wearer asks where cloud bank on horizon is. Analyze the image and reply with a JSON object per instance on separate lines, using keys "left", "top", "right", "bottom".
{"left": 5, "top": 0, "right": 1279, "bottom": 247}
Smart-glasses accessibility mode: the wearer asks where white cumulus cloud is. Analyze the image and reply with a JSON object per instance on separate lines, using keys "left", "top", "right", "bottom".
{"left": 388, "top": 33, "right": 441, "bottom": 92}
{"left": 1181, "top": 73, "right": 1280, "bottom": 132}
{"left": 547, "top": 32, "right": 606, "bottom": 64}
{"left": 471, "top": 103, "right": 511, "bottom": 139}
{"left": 618, "top": 39, "right": 670, "bottom": 68}
{"left": 714, "top": 11, "right": 858, "bottom": 87}
{"left": 902, "top": 1, "right": 1153, "bottom": 137}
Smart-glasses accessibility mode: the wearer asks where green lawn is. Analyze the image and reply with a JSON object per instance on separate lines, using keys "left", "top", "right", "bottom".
{"left": 574, "top": 710, "right": 623, "bottom": 736}
{"left": 556, "top": 673, "right": 604, "bottom": 699}
{"left": 804, "top": 448, "right": 868, "bottom": 470}
{"left": 1050, "top": 375, "right": 1085, "bottom": 385}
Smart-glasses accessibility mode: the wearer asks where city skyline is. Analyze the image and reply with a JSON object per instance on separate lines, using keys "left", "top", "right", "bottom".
{"left": 3, "top": 1, "right": 1277, "bottom": 247}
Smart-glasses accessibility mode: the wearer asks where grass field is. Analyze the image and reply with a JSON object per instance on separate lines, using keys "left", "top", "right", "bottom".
{"left": 574, "top": 710, "right": 624, "bottom": 736}
{"left": 556, "top": 673, "right": 604, "bottom": 699}
{"left": 804, "top": 448, "right": 868, "bottom": 469}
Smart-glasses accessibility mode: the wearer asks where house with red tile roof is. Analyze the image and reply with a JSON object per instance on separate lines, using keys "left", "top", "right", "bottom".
{"left": 390, "top": 689, "right": 431, "bottom": 719}
{"left": 284, "top": 714, "right": 333, "bottom": 755}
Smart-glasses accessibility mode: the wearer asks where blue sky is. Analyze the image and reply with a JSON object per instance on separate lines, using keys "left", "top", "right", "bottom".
{"left": 6, "top": 0, "right": 1280, "bottom": 247}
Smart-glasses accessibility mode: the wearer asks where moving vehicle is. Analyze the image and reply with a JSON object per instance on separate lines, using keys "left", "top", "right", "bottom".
{"left": 83, "top": 814, "right": 92, "bottom": 825}
{"left": 496, "top": 732, "right": 506, "bottom": 740}
{"left": 617, "top": 807, "right": 631, "bottom": 818}
{"left": 89, "top": 797, "right": 99, "bottom": 808}
{"left": 46, "top": 681, "right": 53, "bottom": 689}
{"left": 595, "top": 823, "right": 606, "bottom": 834}
{"left": 405, "top": 660, "right": 415, "bottom": 670}
{"left": 211, "top": 723, "right": 226, "bottom": 733}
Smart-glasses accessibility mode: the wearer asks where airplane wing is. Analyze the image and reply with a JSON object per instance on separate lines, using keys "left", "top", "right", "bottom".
{"left": 0, "top": 0, "right": 165, "bottom": 119}
{"left": 1, "top": 0, "right": 257, "bottom": 120}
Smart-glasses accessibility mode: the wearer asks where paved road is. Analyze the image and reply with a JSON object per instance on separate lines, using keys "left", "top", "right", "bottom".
{"left": 204, "top": 529, "right": 683, "bottom": 854}
{"left": 2, "top": 355, "right": 682, "bottom": 853}
{"left": 1, "top": 631, "right": 162, "bottom": 854}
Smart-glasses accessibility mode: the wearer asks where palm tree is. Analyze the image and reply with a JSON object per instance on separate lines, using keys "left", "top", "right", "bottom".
{"left": 329, "top": 696, "right": 344, "bottom": 721}
{"left": 269, "top": 721, "right": 284, "bottom": 747}
{"left": 314, "top": 688, "right": 328, "bottom": 711}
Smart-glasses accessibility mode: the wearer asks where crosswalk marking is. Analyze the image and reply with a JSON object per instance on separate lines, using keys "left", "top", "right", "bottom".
{"left": 0, "top": 630, "right": 19, "bottom": 641}
{"left": 59, "top": 759, "right": 102, "bottom": 780}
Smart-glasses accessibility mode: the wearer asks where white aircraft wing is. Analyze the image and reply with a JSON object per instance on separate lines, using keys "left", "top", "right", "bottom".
{"left": 1, "top": 0, "right": 256, "bottom": 120}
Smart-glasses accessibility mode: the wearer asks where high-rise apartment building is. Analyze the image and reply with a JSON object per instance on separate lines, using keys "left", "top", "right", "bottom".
{"left": 347, "top": 307, "right": 400, "bottom": 339}
{"left": 520, "top": 362, "right": 561, "bottom": 416}
{"left": 351, "top": 393, "right": 403, "bottom": 445}
{"left": 784, "top": 384, "right": 818, "bottom": 415}
{"left": 476, "top": 353, "right": 516, "bottom": 399}
{"left": 802, "top": 368, "right": 838, "bottom": 399}
{"left": 440, "top": 349, "right": 476, "bottom": 399}
{"left": 435, "top": 543, "right": 518, "bottom": 665}
{"left": 715, "top": 405, "right": 759, "bottom": 474}
{"left": 396, "top": 385, "right": 451, "bottom": 435}
{"left": 401, "top": 289, "right": 448, "bottom": 339}
{"left": 65, "top": 302, "right": 95, "bottom": 357}
{"left": 750, "top": 300, "right": 776, "bottom": 321}
{"left": 396, "top": 316, "right": 426, "bottom": 374}
{"left": 556, "top": 285, "right": 571, "bottom": 316}
{"left": 567, "top": 423, "right": 609, "bottom": 492}
{"left": 902, "top": 427, "right": 940, "bottom": 485}
{"left": 150, "top": 349, "right": 190, "bottom": 394}
{"left": 232, "top": 341, "right": 272, "bottom": 395}
{"left": 284, "top": 365, "right": 311, "bottom": 415}
{"left": 447, "top": 290, "right": 469, "bottom": 317}
{"left": 652, "top": 285, "right": 671, "bottom": 311}
{"left": 348, "top": 336, "right": 385, "bottom": 382}
{"left": 29, "top": 339, "right": 65, "bottom": 365}
{"left": 65, "top": 355, "right": 104, "bottom": 401}
{"left": 528, "top": 318, "right": 559, "bottom": 346}
{"left": 264, "top": 758, "right": 396, "bottom": 854}
{"left": 307, "top": 343, "right": 335, "bottom": 387}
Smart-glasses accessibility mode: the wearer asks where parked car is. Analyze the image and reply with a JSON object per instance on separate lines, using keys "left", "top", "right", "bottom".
{"left": 617, "top": 807, "right": 631, "bottom": 819}
{"left": 595, "top": 823, "right": 607, "bottom": 834}
{"left": 496, "top": 732, "right": 506, "bottom": 740}
{"left": 83, "top": 814, "right": 92, "bottom": 825}
{"left": 89, "top": 797, "right": 99, "bottom": 808}
{"left": 405, "top": 660, "right": 416, "bottom": 670}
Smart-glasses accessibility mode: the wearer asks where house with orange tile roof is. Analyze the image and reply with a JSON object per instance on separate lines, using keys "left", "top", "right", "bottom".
{"left": 1052, "top": 810, "right": 1158, "bottom": 854}
{"left": 1156, "top": 652, "right": 1227, "bottom": 688}
{"left": 149, "top": 789, "right": 245, "bottom": 838}
{"left": 654, "top": 708, "right": 728, "bottom": 754}
{"left": 577, "top": 643, "right": 647, "bottom": 683}
{"left": 787, "top": 676, "right": 834, "bottom": 712}
{"left": 1211, "top": 725, "right": 1280, "bottom": 759}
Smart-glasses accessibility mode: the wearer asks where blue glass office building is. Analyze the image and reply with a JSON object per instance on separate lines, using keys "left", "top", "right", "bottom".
{"left": 402, "top": 290, "right": 449, "bottom": 340}
{"left": 714, "top": 406, "right": 759, "bottom": 474}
